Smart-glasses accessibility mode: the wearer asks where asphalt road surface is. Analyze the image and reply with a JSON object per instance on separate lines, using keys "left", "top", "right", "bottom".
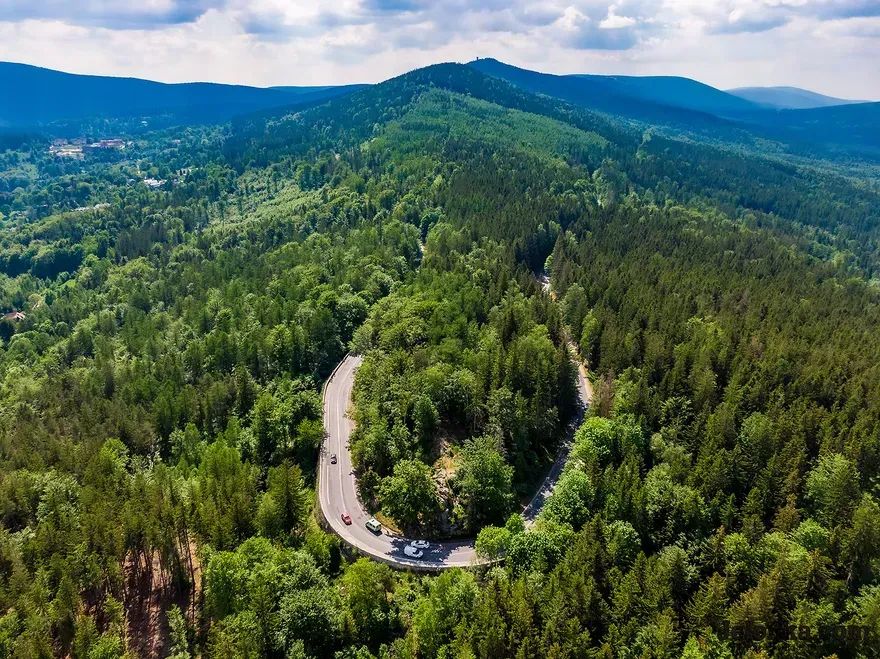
{"left": 319, "top": 354, "right": 480, "bottom": 570}
{"left": 318, "top": 291, "right": 593, "bottom": 570}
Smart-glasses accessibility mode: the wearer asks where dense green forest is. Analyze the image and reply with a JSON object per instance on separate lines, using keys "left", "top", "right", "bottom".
{"left": 0, "top": 62, "right": 879, "bottom": 657}
{"left": 350, "top": 236, "right": 577, "bottom": 535}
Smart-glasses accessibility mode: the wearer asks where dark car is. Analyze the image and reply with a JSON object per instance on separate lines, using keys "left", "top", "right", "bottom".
{"left": 330, "top": 453, "right": 337, "bottom": 464}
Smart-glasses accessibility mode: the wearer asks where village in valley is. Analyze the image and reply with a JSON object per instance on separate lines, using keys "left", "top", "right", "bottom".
{"left": 46, "top": 136, "right": 192, "bottom": 191}
{"left": 48, "top": 137, "right": 128, "bottom": 159}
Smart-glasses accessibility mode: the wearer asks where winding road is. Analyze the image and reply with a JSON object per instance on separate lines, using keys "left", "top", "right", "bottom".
{"left": 318, "top": 280, "right": 593, "bottom": 570}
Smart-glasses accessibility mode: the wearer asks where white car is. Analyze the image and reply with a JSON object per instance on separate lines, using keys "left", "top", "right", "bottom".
{"left": 403, "top": 545, "right": 424, "bottom": 558}
{"left": 410, "top": 540, "right": 430, "bottom": 550}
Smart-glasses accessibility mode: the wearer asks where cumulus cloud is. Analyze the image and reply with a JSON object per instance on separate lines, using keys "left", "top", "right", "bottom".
{"left": 684, "top": 0, "right": 880, "bottom": 34}
{"left": 601, "top": 13, "right": 638, "bottom": 29}
{"left": 555, "top": 6, "right": 644, "bottom": 50}
{"left": 809, "top": 0, "right": 880, "bottom": 20}
{"left": 0, "top": 0, "right": 224, "bottom": 29}
{"left": 710, "top": 11, "right": 789, "bottom": 33}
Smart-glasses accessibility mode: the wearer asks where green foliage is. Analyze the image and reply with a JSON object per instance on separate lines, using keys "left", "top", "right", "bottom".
{"left": 166, "top": 606, "right": 191, "bottom": 659}
{"left": 805, "top": 453, "right": 861, "bottom": 526}
{"left": 0, "top": 58, "right": 878, "bottom": 658}
{"left": 207, "top": 611, "right": 262, "bottom": 659}
{"left": 605, "top": 519, "right": 641, "bottom": 568}
{"left": 542, "top": 469, "right": 595, "bottom": 529}
{"left": 379, "top": 459, "right": 439, "bottom": 532}
{"left": 455, "top": 436, "right": 516, "bottom": 531}
{"left": 846, "top": 585, "right": 880, "bottom": 650}
{"left": 408, "top": 570, "right": 478, "bottom": 657}
{"left": 507, "top": 522, "right": 572, "bottom": 574}
{"left": 339, "top": 559, "right": 395, "bottom": 647}
{"left": 276, "top": 584, "right": 343, "bottom": 657}
{"left": 256, "top": 461, "right": 309, "bottom": 542}
{"left": 204, "top": 539, "right": 346, "bottom": 656}
{"left": 192, "top": 440, "right": 259, "bottom": 549}
{"left": 475, "top": 525, "right": 513, "bottom": 561}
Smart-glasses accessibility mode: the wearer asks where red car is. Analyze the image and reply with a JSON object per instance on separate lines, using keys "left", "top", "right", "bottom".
{"left": 341, "top": 513, "right": 352, "bottom": 525}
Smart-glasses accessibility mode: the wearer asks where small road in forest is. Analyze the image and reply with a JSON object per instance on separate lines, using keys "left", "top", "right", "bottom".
{"left": 318, "top": 276, "right": 593, "bottom": 570}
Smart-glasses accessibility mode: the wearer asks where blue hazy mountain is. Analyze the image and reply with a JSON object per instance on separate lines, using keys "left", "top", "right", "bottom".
{"left": 740, "top": 101, "right": 880, "bottom": 155}
{"left": 569, "top": 73, "right": 759, "bottom": 116}
{"left": 6, "top": 58, "right": 878, "bottom": 160}
{"left": 0, "top": 62, "right": 364, "bottom": 127}
{"left": 727, "top": 86, "right": 867, "bottom": 109}
{"left": 468, "top": 57, "right": 880, "bottom": 160}
{"left": 468, "top": 58, "right": 760, "bottom": 117}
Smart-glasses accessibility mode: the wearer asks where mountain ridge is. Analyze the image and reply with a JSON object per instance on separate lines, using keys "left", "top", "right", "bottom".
{"left": 0, "top": 61, "right": 364, "bottom": 128}
{"left": 468, "top": 58, "right": 762, "bottom": 116}
{"left": 5, "top": 58, "right": 879, "bottom": 160}
{"left": 728, "top": 85, "right": 867, "bottom": 109}
{"left": 467, "top": 57, "right": 880, "bottom": 160}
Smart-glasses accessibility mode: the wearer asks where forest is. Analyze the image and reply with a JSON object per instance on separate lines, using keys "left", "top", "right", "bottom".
{"left": 0, "top": 62, "right": 878, "bottom": 657}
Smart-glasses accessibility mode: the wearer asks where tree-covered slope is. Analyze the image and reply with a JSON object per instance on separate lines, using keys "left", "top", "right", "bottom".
{"left": 223, "top": 63, "right": 880, "bottom": 270}
{"left": 736, "top": 100, "right": 880, "bottom": 158}
{"left": 470, "top": 58, "right": 880, "bottom": 161}
{"left": 0, "top": 58, "right": 878, "bottom": 657}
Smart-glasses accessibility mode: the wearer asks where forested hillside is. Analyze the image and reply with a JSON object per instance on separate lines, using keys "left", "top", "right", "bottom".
{"left": 469, "top": 58, "right": 880, "bottom": 161}
{"left": 0, "top": 61, "right": 878, "bottom": 657}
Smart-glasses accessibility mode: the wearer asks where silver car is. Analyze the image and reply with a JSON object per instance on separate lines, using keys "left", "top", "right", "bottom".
{"left": 410, "top": 540, "right": 430, "bottom": 550}
{"left": 403, "top": 545, "right": 423, "bottom": 558}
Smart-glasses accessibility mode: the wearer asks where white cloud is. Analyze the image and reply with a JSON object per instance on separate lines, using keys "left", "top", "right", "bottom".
{"left": 600, "top": 13, "right": 637, "bottom": 29}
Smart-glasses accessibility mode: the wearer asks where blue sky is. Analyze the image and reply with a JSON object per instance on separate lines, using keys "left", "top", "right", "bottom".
{"left": 1, "top": 1, "right": 878, "bottom": 98}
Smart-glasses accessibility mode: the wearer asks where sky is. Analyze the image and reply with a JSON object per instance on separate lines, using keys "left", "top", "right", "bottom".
{"left": 1, "top": 1, "right": 878, "bottom": 99}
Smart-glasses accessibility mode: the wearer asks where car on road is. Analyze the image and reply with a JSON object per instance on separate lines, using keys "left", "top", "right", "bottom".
{"left": 330, "top": 453, "right": 337, "bottom": 464}
{"left": 403, "top": 545, "right": 424, "bottom": 558}
{"left": 410, "top": 540, "right": 430, "bottom": 549}
{"left": 365, "top": 517, "right": 382, "bottom": 534}
{"left": 341, "top": 513, "right": 352, "bottom": 525}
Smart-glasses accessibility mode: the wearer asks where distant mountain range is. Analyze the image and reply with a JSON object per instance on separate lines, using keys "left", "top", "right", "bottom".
{"left": 0, "top": 62, "right": 365, "bottom": 128}
{"left": 467, "top": 58, "right": 750, "bottom": 132}
{"left": 2, "top": 58, "right": 878, "bottom": 160}
{"left": 467, "top": 58, "right": 880, "bottom": 160}
{"left": 727, "top": 86, "right": 866, "bottom": 109}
